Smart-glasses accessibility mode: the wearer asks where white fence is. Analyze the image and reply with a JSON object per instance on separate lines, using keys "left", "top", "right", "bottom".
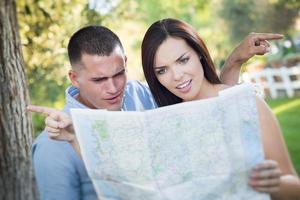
{"left": 242, "top": 65, "right": 300, "bottom": 99}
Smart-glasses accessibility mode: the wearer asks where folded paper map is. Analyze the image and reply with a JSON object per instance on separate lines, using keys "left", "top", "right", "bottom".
{"left": 71, "top": 83, "right": 270, "bottom": 200}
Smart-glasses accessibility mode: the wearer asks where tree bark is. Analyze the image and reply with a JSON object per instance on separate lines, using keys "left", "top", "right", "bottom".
{"left": 0, "top": 0, "right": 37, "bottom": 199}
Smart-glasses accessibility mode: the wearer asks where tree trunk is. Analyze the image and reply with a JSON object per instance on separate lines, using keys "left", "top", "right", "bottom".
{"left": 0, "top": 0, "right": 37, "bottom": 199}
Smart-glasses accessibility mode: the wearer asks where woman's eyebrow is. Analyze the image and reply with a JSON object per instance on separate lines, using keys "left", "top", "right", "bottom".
{"left": 175, "top": 52, "right": 188, "bottom": 62}
{"left": 154, "top": 52, "right": 189, "bottom": 69}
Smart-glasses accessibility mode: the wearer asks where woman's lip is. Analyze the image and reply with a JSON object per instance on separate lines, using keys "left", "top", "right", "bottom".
{"left": 176, "top": 80, "right": 192, "bottom": 93}
{"left": 176, "top": 80, "right": 192, "bottom": 89}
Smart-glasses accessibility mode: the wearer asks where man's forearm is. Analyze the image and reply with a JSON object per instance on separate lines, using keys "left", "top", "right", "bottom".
{"left": 70, "top": 137, "right": 82, "bottom": 159}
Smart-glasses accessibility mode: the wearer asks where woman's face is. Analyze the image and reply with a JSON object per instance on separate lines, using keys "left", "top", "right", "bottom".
{"left": 153, "top": 37, "right": 205, "bottom": 101}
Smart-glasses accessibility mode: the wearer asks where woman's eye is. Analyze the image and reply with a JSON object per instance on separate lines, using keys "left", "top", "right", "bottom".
{"left": 179, "top": 57, "right": 189, "bottom": 64}
{"left": 156, "top": 69, "right": 166, "bottom": 75}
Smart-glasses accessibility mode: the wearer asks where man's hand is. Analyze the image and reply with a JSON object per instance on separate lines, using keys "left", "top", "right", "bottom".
{"left": 27, "top": 105, "right": 75, "bottom": 142}
{"left": 220, "top": 32, "right": 283, "bottom": 85}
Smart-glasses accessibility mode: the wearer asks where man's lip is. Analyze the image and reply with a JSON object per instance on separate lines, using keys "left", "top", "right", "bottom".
{"left": 104, "top": 92, "right": 122, "bottom": 100}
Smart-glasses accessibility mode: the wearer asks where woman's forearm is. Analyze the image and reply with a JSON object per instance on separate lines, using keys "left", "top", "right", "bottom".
{"left": 271, "top": 175, "right": 300, "bottom": 200}
{"left": 220, "top": 54, "right": 241, "bottom": 86}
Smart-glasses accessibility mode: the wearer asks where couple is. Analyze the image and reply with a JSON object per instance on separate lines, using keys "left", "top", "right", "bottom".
{"left": 28, "top": 18, "right": 300, "bottom": 200}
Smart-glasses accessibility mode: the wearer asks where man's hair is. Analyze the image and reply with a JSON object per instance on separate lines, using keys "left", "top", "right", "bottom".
{"left": 68, "top": 25, "right": 124, "bottom": 69}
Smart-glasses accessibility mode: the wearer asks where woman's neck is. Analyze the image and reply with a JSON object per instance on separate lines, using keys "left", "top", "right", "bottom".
{"left": 193, "top": 79, "right": 228, "bottom": 100}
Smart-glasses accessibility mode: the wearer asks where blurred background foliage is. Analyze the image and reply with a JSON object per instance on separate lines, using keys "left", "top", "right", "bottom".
{"left": 17, "top": 0, "right": 299, "bottom": 132}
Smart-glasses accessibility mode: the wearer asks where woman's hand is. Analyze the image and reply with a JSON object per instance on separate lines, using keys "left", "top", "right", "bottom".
{"left": 229, "top": 33, "right": 283, "bottom": 66}
{"left": 220, "top": 32, "right": 283, "bottom": 85}
{"left": 249, "top": 160, "right": 282, "bottom": 194}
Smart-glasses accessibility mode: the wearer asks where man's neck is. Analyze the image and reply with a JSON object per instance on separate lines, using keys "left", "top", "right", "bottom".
{"left": 76, "top": 94, "right": 94, "bottom": 109}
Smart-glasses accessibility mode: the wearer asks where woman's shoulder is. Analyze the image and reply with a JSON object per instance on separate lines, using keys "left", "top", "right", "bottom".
{"left": 217, "top": 83, "right": 256, "bottom": 97}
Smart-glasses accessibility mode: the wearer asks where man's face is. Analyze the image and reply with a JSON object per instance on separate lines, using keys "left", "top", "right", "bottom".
{"left": 69, "top": 48, "right": 127, "bottom": 111}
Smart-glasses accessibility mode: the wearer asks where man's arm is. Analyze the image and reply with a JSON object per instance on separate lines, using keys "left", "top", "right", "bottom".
{"left": 220, "top": 33, "right": 283, "bottom": 85}
{"left": 27, "top": 105, "right": 82, "bottom": 157}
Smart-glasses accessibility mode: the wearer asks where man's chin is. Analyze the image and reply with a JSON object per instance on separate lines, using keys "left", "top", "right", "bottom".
{"left": 105, "top": 102, "right": 123, "bottom": 111}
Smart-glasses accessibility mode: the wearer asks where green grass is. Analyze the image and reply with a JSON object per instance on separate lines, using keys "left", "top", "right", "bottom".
{"left": 266, "top": 97, "right": 300, "bottom": 175}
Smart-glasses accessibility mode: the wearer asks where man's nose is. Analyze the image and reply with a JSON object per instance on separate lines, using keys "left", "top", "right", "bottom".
{"left": 106, "top": 78, "right": 118, "bottom": 94}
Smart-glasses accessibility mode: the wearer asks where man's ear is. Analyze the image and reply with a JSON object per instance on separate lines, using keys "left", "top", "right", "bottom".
{"left": 124, "top": 55, "right": 128, "bottom": 71}
{"left": 124, "top": 55, "right": 127, "bottom": 64}
{"left": 68, "top": 70, "right": 80, "bottom": 88}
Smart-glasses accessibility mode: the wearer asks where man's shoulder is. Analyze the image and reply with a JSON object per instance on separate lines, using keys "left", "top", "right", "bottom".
{"left": 33, "top": 131, "right": 66, "bottom": 149}
{"left": 126, "top": 80, "right": 149, "bottom": 91}
{"left": 31, "top": 131, "right": 83, "bottom": 184}
{"left": 125, "top": 80, "right": 154, "bottom": 99}
{"left": 32, "top": 131, "right": 94, "bottom": 199}
{"left": 32, "top": 131, "right": 77, "bottom": 164}
{"left": 124, "top": 81, "right": 157, "bottom": 111}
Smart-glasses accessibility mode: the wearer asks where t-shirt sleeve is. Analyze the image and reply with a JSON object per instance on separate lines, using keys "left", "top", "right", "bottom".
{"left": 32, "top": 134, "right": 81, "bottom": 200}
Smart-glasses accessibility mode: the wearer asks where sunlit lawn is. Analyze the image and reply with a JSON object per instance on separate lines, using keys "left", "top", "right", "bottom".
{"left": 266, "top": 97, "right": 300, "bottom": 175}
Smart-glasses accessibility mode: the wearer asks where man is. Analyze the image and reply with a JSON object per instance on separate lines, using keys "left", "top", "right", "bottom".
{"left": 28, "top": 25, "right": 282, "bottom": 199}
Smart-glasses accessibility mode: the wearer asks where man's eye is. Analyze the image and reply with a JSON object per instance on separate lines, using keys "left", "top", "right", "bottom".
{"left": 156, "top": 68, "right": 166, "bottom": 75}
{"left": 179, "top": 57, "right": 189, "bottom": 64}
{"left": 93, "top": 78, "right": 106, "bottom": 83}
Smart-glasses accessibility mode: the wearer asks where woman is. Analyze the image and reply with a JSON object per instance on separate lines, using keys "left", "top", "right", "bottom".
{"left": 141, "top": 18, "right": 300, "bottom": 199}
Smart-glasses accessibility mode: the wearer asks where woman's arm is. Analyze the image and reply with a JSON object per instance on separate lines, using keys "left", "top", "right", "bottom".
{"left": 251, "top": 97, "right": 300, "bottom": 199}
{"left": 220, "top": 33, "right": 283, "bottom": 86}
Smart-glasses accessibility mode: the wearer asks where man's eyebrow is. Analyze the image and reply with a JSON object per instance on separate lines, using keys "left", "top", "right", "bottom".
{"left": 90, "top": 68, "right": 125, "bottom": 80}
{"left": 116, "top": 68, "right": 125, "bottom": 74}
{"left": 113, "top": 68, "right": 126, "bottom": 76}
